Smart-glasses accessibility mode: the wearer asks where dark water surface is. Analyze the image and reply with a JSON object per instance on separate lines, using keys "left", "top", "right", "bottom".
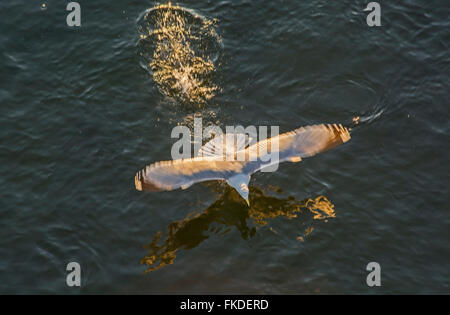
{"left": 1, "top": 0, "right": 449, "bottom": 293}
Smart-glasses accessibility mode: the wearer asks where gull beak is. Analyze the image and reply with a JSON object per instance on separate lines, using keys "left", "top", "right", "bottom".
{"left": 245, "top": 199, "right": 250, "bottom": 207}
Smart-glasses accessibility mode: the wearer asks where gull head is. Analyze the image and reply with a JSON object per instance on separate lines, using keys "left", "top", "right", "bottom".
{"left": 227, "top": 174, "right": 250, "bottom": 206}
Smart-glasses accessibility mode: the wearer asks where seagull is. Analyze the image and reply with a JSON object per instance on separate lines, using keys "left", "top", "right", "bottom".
{"left": 135, "top": 123, "right": 351, "bottom": 206}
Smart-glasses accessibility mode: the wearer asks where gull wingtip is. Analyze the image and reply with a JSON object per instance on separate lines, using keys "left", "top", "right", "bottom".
{"left": 135, "top": 173, "right": 143, "bottom": 191}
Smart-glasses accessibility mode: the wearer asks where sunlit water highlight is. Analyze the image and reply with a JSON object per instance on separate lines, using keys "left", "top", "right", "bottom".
{"left": 137, "top": 3, "right": 222, "bottom": 105}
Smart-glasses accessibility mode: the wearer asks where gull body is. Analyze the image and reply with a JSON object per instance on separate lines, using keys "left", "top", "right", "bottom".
{"left": 135, "top": 124, "right": 351, "bottom": 205}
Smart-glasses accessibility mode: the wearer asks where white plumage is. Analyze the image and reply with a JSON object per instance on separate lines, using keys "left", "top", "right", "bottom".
{"left": 135, "top": 123, "right": 351, "bottom": 205}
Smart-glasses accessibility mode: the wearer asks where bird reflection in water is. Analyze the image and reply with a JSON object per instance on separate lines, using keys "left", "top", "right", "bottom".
{"left": 140, "top": 185, "right": 335, "bottom": 273}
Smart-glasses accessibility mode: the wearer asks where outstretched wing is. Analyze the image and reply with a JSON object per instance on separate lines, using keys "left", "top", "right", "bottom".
{"left": 243, "top": 124, "right": 351, "bottom": 174}
{"left": 135, "top": 124, "right": 350, "bottom": 191}
{"left": 286, "top": 123, "right": 350, "bottom": 158}
{"left": 135, "top": 157, "right": 245, "bottom": 191}
{"left": 197, "top": 132, "right": 253, "bottom": 157}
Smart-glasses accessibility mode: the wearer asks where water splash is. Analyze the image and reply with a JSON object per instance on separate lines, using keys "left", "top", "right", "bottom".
{"left": 137, "top": 3, "right": 222, "bottom": 105}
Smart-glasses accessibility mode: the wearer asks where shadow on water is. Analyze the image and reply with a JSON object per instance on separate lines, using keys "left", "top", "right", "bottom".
{"left": 140, "top": 185, "right": 335, "bottom": 273}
